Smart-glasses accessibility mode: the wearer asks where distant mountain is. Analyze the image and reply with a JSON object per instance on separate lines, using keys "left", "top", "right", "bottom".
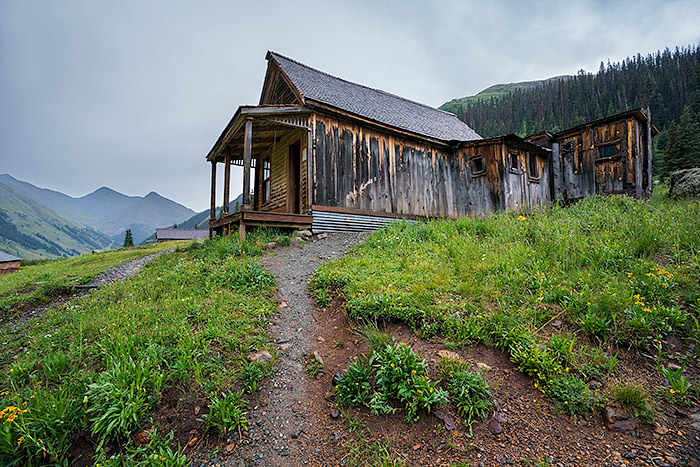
{"left": 440, "top": 76, "right": 571, "bottom": 115}
{"left": 0, "top": 174, "right": 195, "bottom": 245}
{"left": 0, "top": 181, "right": 115, "bottom": 259}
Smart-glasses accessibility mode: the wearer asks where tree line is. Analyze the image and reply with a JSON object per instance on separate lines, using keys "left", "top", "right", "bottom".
{"left": 449, "top": 45, "right": 700, "bottom": 177}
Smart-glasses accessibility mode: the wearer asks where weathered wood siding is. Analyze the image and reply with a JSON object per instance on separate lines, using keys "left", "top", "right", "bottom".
{"left": 255, "top": 128, "right": 308, "bottom": 213}
{"left": 312, "top": 113, "right": 549, "bottom": 217}
{"left": 553, "top": 116, "right": 644, "bottom": 201}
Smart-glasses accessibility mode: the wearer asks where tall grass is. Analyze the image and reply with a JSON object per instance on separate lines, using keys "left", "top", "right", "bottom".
{"left": 0, "top": 232, "right": 283, "bottom": 465}
{"left": 312, "top": 192, "right": 700, "bottom": 412}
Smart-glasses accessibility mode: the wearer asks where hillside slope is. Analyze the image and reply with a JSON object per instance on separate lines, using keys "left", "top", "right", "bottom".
{"left": 0, "top": 182, "right": 115, "bottom": 259}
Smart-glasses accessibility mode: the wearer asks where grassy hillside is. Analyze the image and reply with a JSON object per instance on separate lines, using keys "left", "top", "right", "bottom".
{"left": 0, "top": 230, "right": 289, "bottom": 465}
{"left": 313, "top": 190, "right": 699, "bottom": 422}
{"left": 440, "top": 76, "right": 570, "bottom": 115}
{"left": 0, "top": 182, "right": 115, "bottom": 260}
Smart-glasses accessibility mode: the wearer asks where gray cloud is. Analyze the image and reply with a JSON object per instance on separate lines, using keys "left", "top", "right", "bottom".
{"left": 1, "top": 0, "right": 698, "bottom": 211}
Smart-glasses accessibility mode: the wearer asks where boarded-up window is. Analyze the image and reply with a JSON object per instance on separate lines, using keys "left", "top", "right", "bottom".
{"left": 471, "top": 156, "right": 485, "bottom": 176}
{"left": 262, "top": 158, "right": 271, "bottom": 202}
{"left": 528, "top": 154, "right": 540, "bottom": 180}
{"left": 561, "top": 140, "right": 574, "bottom": 153}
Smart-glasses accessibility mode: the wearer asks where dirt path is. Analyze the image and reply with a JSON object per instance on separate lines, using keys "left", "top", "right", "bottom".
{"left": 227, "top": 233, "right": 367, "bottom": 467}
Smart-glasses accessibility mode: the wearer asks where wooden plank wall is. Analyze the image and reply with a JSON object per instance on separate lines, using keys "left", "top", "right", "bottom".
{"left": 255, "top": 129, "right": 308, "bottom": 213}
{"left": 313, "top": 114, "right": 549, "bottom": 217}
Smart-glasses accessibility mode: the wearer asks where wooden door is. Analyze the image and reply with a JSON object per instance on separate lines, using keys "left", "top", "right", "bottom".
{"left": 288, "top": 141, "right": 301, "bottom": 214}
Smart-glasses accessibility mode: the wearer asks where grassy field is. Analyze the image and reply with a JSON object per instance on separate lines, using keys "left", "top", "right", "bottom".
{"left": 312, "top": 191, "right": 700, "bottom": 418}
{"left": 0, "top": 232, "right": 287, "bottom": 466}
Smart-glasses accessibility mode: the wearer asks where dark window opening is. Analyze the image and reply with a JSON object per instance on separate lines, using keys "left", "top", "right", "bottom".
{"left": 471, "top": 156, "right": 485, "bottom": 176}
{"left": 561, "top": 140, "right": 574, "bottom": 152}
{"left": 509, "top": 153, "right": 520, "bottom": 173}
{"left": 262, "top": 158, "right": 271, "bottom": 203}
{"left": 597, "top": 144, "right": 618, "bottom": 160}
{"left": 528, "top": 154, "right": 540, "bottom": 180}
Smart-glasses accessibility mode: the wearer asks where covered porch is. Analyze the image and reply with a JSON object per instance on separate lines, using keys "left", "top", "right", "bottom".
{"left": 206, "top": 105, "right": 314, "bottom": 238}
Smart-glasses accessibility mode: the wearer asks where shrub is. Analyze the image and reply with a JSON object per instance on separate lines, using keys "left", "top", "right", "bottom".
{"left": 448, "top": 370, "right": 493, "bottom": 434}
{"left": 200, "top": 390, "right": 248, "bottom": 437}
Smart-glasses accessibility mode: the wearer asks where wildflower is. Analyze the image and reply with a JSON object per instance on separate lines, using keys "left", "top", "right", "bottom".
{"left": 518, "top": 216, "right": 526, "bottom": 221}
{"left": 17, "top": 436, "right": 24, "bottom": 446}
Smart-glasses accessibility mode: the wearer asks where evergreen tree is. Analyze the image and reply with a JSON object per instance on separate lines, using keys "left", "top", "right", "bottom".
{"left": 123, "top": 229, "right": 134, "bottom": 248}
{"left": 663, "top": 106, "right": 700, "bottom": 176}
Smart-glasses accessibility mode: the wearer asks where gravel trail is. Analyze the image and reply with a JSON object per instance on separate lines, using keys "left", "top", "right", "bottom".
{"left": 228, "top": 233, "right": 367, "bottom": 467}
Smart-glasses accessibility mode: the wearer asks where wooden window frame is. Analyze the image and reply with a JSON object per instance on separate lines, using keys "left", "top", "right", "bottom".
{"left": 595, "top": 140, "right": 621, "bottom": 162}
{"left": 470, "top": 156, "right": 486, "bottom": 177}
{"left": 527, "top": 153, "right": 540, "bottom": 182}
{"left": 509, "top": 152, "right": 521, "bottom": 174}
{"left": 262, "top": 157, "right": 271, "bottom": 203}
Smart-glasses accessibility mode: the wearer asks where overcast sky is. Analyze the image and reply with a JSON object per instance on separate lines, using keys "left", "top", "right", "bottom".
{"left": 1, "top": 1, "right": 699, "bottom": 212}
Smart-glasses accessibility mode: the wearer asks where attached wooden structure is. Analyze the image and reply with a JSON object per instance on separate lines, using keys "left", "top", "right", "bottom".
{"left": 0, "top": 252, "right": 21, "bottom": 275}
{"left": 526, "top": 109, "right": 658, "bottom": 202}
{"left": 206, "top": 52, "right": 550, "bottom": 237}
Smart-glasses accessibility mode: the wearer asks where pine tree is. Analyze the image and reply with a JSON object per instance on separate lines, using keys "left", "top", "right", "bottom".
{"left": 123, "top": 229, "right": 134, "bottom": 248}
{"left": 663, "top": 106, "right": 700, "bottom": 176}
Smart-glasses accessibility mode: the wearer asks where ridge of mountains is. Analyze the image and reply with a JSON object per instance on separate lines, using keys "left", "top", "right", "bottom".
{"left": 0, "top": 174, "right": 197, "bottom": 259}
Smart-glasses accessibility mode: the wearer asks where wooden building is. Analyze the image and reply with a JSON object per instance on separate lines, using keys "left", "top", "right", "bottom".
{"left": 0, "top": 252, "right": 21, "bottom": 275}
{"left": 526, "top": 109, "right": 658, "bottom": 202}
{"left": 206, "top": 52, "right": 550, "bottom": 237}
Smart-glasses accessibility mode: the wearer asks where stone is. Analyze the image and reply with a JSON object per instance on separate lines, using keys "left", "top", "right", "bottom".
{"left": 291, "top": 237, "right": 304, "bottom": 245}
{"left": 589, "top": 380, "right": 603, "bottom": 389}
{"left": 188, "top": 437, "right": 198, "bottom": 447}
{"left": 476, "top": 362, "right": 492, "bottom": 372}
{"left": 654, "top": 422, "right": 669, "bottom": 435}
{"left": 194, "top": 406, "right": 201, "bottom": 415}
{"left": 316, "top": 232, "right": 328, "bottom": 240}
{"left": 665, "top": 456, "right": 678, "bottom": 465}
{"left": 330, "top": 408, "right": 340, "bottom": 419}
{"left": 248, "top": 350, "right": 273, "bottom": 363}
{"left": 278, "top": 300, "right": 288, "bottom": 309}
{"left": 604, "top": 407, "right": 636, "bottom": 432}
{"left": 669, "top": 168, "right": 700, "bottom": 199}
{"left": 435, "top": 408, "right": 457, "bottom": 430}
{"left": 313, "top": 350, "right": 324, "bottom": 366}
{"left": 133, "top": 430, "right": 152, "bottom": 446}
{"left": 317, "top": 336, "right": 325, "bottom": 343}
{"left": 552, "top": 319, "right": 563, "bottom": 329}
{"left": 667, "top": 362, "right": 682, "bottom": 371}
{"left": 261, "top": 242, "right": 276, "bottom": 250}
{"left": 437, "top": 349, "right": 462, "bottom": 360}
{"left": 225, "top": 443, "right": 235, "bottom": 453}
{"left": 486, "top": 413, "right": 507, "bottom": 434}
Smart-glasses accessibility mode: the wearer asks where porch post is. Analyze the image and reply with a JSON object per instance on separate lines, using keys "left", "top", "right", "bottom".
{"left": 210, "top": 161, "right": 217, "bottom": 221}
{"left": 646, "top": 107, "right": 653, "bottom": 197}
{"left": 242, "top": 118, "right": 253, "bottom": 209}
{"left": 306, "top": 128, "right": 313, "bottom": 213}
{"left": 223, "top": 152, "right": 231, "bottom": 214}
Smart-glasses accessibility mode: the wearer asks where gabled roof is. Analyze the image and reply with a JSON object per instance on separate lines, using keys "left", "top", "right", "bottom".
{"left": 550, "top": 109, "right": 659, "bottom": 139}
{"left": 0, "top": 252, "right": 21, "bottom": 262}
{"left": 266, "top": 51, "right": 481, "bottom": 143}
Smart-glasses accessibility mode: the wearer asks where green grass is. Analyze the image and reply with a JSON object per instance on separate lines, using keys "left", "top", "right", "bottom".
{"left": 0, "top": 231, "right": 285, "bottom": 465}
{"left": 0, "top": 242, "right": 182, "bottom": 313}
{"left": 313, "top": 190, "right": 700, "bottom": 415}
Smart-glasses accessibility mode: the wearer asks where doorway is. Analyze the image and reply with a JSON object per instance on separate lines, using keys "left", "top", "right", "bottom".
{"left": 288, "top": 140, "right": 301, "bottom": 214}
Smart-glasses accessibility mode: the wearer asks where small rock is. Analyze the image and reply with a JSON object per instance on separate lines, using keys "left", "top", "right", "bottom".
{"left": 291, "top": 237, "right": 304, "bottom": 245}
{"left": 279, "top": 343, "right": 291, "bottom": 351}
{"left": 437, "top": 349, "right": 462, "bottom": 360}
{"left": 665, "top": 455, "right": 677, "bottom": 465}
{"left": 194, "top": 406, "right": 201, "bottom": 415}
{"left": 277, "top": 338, "right": 290, "bottom": 344}
{"left": 317, "top": 336, "right": 325, "bottom": 343}
{"left": 330, "top": 408, "right": 340, "bottom": 419}
{"left": 298, "top": 230, "right": 312, "bottom": 238}
{"left": 413, "top": 444, "right": 421, "bottom": 451}
{"left": 654, "top": 422, "right": 669, "bottom": 435}
{"left": 604, "top": 407, "right": 636, "bottom": 432}
{"left": 225, "top": 443, "right": 235, "bottom": 453}
{"left": 589, "top": 380, "right": 603, "bottom": 389}
{"left": 667, "top": 363, "right": 682, "bottom": 371}
{"left": 435, "top": 408, "right": 456, "bottom": 430}
{"left": 313, "top": 350, "right": 324, "bottom": 366}
{"left": 486, "top": 413, "right": 507, "bottom": 434}
{"left": 476, "top": 362, "right": 492, "bottom": 372}
{"left": 133, "top": 430, "right": 151, "bottom": 446}
{"left": 316, "top": 233, "right": 328, "bottom": 240}
{"left": 261, "top": 242, "right": 276, "bottom": 250}
{"left": 248, "top": 350, "right": 273, "bottom": 363}
{"left": 552, "top": 319, "right": 563, "bottom": 329}
{"left": 188, "top": 437, "right": 198, "bottom": 447}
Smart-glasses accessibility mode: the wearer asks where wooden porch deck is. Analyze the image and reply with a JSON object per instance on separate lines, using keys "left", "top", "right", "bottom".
{"left": 210, "top": 210, "right": 312, "bottom": 238}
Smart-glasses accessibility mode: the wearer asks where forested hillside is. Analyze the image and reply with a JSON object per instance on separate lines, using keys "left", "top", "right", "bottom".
{"left": 442, "top": 45, "right": 700, "bottom": 176}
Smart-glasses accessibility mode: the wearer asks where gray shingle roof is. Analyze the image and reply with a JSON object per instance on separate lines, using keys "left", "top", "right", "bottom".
{"left": 0, "top": 252, "right": 21, "bottom": 262}
{"left": 268, "top": 52, "right": 481, "bottom": 143}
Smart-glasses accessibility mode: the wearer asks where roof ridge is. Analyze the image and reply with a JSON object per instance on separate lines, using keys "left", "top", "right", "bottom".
{"left": 267, "top": 51, "right": 460, "bottom": 118}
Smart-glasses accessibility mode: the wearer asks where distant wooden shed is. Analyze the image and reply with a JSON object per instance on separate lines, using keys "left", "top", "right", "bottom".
{"left": 0, "top": 252, "right": 21, "bottom": 274}
{"left": 155, "top": 228, "right": 209, "bottom": 243}
{"left": 526, "top": 109, "right": 658, "bottom": 202}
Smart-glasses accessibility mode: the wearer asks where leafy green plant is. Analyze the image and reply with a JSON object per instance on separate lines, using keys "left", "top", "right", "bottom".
{"left": 200, "top": 390, "right": 248, "bottom": 437}
{"left": 437, "top": 355, "right": 469, "bottom": 380}
{"left": 612, "top": 383, "right": 653, "bottom": 422}
{"left": 448, "top": 370, "right": 493, "bottom": 435}
{"left": 660, "top": 364, "right": 691, "bottom": 404}
{"left": 94, "top": 428, "right": 188, "bottom": 466}
{"left": 336, "top": 343, "right": 447, "bottom": 422}
{"left": 241, "top": 360, "right": 265, "bottom": 394}
{"left": 307, "top": 357, "right": 324, "bottom": 377}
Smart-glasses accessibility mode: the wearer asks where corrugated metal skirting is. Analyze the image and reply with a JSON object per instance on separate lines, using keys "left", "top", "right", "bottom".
{"left": 312, "top": 210, "right": 415, "bottom": 233}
